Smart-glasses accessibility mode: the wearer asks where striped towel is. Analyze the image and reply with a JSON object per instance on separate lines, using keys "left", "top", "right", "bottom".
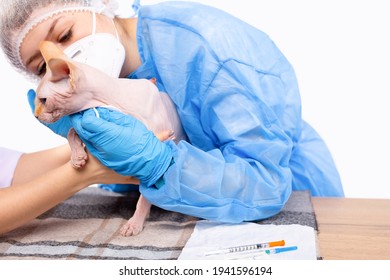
{"left": 0, "top": 188, "right": 317, "bottom": 260}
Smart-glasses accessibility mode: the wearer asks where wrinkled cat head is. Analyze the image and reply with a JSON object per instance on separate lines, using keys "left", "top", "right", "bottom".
{"left": 34, "top": 41, "right": 111, "bottom": 123}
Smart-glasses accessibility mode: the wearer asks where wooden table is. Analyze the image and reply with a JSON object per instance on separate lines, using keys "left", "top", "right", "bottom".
{"left": 311, "top": 197, "right": 390, "bottom": 260}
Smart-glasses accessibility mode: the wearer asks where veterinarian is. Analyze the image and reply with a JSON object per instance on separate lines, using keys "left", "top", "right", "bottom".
{"left": 0, "top": 0, "right": 344, "bottom": 225}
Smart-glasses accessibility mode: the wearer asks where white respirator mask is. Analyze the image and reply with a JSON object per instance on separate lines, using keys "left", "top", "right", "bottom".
{"left": 64, "top": 12, "right": 125, "bottom": 78}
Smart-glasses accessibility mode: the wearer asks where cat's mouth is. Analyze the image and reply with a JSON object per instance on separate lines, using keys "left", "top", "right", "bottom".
{"left": 35, "top": 109, "right": 63, "bottom": 124}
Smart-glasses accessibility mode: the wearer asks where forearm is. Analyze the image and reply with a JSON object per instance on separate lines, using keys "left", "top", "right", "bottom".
{"left": 1, "top": 149, "right": 139, "bottom": 235}
{"left": 1, "top": 138, "right": 141, "bottom": 235}
{"left": 0, "top": 163, "right": 91, "bottom": 235}
{"left": 12, "top": 144, "right": 71, "bottom": 185}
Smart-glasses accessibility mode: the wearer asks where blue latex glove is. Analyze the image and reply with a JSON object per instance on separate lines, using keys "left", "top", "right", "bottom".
{"left": 27, "top": 89, "right": 72, "bottom": 138}
{"left": 98, "top": 184, "right": 139, "bottom": 193}
{"left": 70, "top": 107, "right": 173, "bottom": 187}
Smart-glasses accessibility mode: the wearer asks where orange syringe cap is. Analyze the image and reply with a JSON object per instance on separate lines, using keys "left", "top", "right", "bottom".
{"left": 268, "top": 240, "right": 285, "bottom": 247}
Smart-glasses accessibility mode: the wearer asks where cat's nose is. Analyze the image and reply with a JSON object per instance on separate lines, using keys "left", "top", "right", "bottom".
{"left": 34, "top": 99, "right": 45, "bottom": 118}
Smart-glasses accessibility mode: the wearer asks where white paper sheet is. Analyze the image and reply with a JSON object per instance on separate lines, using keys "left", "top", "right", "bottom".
{"left": 178, "top": 221, "right": 317, "bottom": 260}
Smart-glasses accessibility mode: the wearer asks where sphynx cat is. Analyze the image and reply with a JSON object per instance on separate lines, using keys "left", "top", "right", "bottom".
{"left": 33, "top": 41, "right": 185, "bottom": 236}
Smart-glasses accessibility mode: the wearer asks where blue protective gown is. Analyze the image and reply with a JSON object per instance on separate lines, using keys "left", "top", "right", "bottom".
{"left": 128, "top": 1, "right": 344, "bottom": 223}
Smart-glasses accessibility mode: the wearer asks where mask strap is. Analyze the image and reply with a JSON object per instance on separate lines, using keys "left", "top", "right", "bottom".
{"left": 92, "top": 11, "right": 97, "bottom": 36}
{"left": 92, "top": 10, "right": 119, "bottom": 41}
{"left": 112, "top": 19, "right": 120, "bottom": 41}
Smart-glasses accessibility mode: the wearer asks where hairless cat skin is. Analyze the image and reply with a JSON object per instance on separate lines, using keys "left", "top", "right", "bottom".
{"left": 34, "top": 41, "right": 186, "bottom": 236}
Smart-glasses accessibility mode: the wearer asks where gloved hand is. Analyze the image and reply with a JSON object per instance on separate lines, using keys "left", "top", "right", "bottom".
{"left": 27, "top": 89, "right": 72, "bottom": 138}
{"left": 70, "top": 107, "right": 173, "bottom": 187}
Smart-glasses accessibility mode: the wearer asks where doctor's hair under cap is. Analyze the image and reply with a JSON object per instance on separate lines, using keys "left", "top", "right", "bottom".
{"left": 0, "top": 0, "right": 120, "bottom": 79}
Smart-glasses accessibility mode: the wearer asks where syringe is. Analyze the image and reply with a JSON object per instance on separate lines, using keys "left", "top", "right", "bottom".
{"left": 204, "top": 240, "right": 285, "bottom": 256}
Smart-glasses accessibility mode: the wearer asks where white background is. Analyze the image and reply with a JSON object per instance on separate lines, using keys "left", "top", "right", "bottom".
{"left": 1, "top": 0, "right": 389, "bottom": 198}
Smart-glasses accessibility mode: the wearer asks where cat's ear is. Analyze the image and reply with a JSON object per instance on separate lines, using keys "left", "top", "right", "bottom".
{"left": 39, "top": 41, "right": 77, "bottom": 85}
